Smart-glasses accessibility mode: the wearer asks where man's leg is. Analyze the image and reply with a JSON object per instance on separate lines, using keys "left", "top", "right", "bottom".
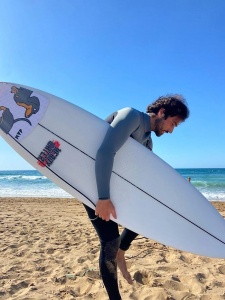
{"left": 117, "top": 228, "right": 138, "bottom": 284}
{"left": 83, "top": 204, "right": 121, "bottom": 300}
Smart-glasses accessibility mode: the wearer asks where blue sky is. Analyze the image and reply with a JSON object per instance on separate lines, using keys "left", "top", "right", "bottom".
{"left": 0, "top": 0, "right": 225, "bottom": 169}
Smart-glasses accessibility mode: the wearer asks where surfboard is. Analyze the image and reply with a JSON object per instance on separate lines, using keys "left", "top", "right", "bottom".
{"left": 1, "top": 82, "right": 225, "bottom": 258}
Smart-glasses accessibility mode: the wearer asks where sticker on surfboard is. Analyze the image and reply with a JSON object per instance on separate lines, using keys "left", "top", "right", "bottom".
{"left": 37, "top": 140, "right": 62, "bottom": 168}
{"left": 0, "top": 83, "right": 48, "bottom": 140}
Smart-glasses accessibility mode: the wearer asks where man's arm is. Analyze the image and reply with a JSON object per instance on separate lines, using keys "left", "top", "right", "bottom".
{"left": 95, "top": 108, "right": 141, "bottom": 220}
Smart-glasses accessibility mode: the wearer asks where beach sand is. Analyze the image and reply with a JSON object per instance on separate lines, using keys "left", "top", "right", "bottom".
{"left": 1, "top": 198, "right": 225, "bottom": 300}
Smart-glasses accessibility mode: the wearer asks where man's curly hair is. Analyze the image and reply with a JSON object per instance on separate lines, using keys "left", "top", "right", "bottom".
{"left": 146, "top": 94, "right": 189, "bottom": 121}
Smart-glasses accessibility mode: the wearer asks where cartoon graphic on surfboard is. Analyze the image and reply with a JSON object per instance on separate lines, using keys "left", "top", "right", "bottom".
{"left": 0, "top": 84, "right": 48, "bottom": 140}
{"left": 0, "top": 106, "right": 32, "bottom": 135}
{"left": 11, "top": 86, "right": 40, "bottom": 118}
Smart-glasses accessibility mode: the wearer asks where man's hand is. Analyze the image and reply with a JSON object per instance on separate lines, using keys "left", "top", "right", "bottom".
{"left": 95, "top": 199, "right": 117, "bottom": 221}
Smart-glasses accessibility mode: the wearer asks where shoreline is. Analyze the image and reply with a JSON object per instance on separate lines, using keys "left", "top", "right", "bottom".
{"left": 1, "top": 197, "right": 225, "bottom": 299}
{"left": 1, "top": 196, "right": 224, "bottom": 201}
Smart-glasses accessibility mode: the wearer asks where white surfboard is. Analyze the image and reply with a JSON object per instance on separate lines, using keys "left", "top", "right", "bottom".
{"left": 1, "top": 82, "right": 225, "bottom": 258}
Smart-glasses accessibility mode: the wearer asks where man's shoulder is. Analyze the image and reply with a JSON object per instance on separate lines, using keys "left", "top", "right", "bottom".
{"left": 118, "top": 107, "right": 142, "bottom": 116}
{"left": 106, "top": 107, "right": 143, "bottom": 124}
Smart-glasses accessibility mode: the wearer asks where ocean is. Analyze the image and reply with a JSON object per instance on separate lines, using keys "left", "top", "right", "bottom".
{"left": 0, "top": 168, "right": 225, "bottom": 201}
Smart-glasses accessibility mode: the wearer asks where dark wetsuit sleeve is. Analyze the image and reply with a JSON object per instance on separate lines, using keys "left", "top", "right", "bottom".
{"left": 95, "top": 108, "right": 141, "bottom": 199}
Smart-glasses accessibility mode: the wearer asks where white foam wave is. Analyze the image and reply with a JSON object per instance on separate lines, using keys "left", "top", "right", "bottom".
{"left": 0, "top": 175, "right": 46, "bottom": 181}
{"left": 0, "top": 186, "right": 72, "bottom": 198}
{"left": 202, "top": 191, "right": 225, "bottom": 201}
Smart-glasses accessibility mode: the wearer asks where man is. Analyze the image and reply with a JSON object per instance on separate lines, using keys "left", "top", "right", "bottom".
{"left": 84, "top": 94, "right": 189, "bottom": 300}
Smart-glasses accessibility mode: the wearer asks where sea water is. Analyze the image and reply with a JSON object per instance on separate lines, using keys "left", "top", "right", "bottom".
{"left": 0, "top": 170, "right": 71, "bottom": 198}
{"left": 0, "top": 168, "right": 225, "bottom": 201}
{"left": 177, "top": 168, "right": 225, "bottom": 201}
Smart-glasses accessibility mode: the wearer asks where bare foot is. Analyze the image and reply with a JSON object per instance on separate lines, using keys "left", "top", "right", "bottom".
{"left": 116, "top": 249, "right": 133, "bottom": 284}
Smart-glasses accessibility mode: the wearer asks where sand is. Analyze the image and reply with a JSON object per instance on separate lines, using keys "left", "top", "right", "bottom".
{"left": 1, "top": 198, "right": 225, "bottom": 300}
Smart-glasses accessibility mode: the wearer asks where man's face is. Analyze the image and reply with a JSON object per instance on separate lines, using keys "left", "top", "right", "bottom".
{"left": 154, "top": 115, "right": 182, "bottom": 137}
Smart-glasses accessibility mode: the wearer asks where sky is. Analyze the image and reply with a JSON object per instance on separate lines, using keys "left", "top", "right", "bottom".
{"left": 0, "top": 0, "right": 225, "bottom": 169}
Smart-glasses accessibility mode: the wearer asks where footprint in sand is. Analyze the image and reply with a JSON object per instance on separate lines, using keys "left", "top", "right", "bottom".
{"left": 218, "top": 265, "right": 225, "bottom": 275}
{"left": 133, "top": 270, "right": 185, "bottom": 290}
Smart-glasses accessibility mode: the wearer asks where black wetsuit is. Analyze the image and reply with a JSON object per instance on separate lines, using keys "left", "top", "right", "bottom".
{"left": 84, "top": 107, "right": 152, "bottom": 300}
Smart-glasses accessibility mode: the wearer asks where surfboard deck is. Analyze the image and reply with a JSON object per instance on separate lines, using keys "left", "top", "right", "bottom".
{"left": 1, "top": 82, "right": 225, "bottom": 258}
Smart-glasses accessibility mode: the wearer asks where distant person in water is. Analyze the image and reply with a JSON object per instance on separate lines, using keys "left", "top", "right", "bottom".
{"left": 188, "top": 177, "right": 191, "bottom": 182}
{"left": 83, "top": 94, "right": 190, "bottom": 300}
